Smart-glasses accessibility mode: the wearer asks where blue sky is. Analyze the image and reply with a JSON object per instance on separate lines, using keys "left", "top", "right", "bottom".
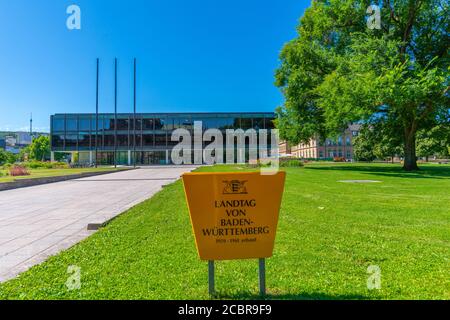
{"left": 0, "top": 0, "right": 308, "bottom": 132}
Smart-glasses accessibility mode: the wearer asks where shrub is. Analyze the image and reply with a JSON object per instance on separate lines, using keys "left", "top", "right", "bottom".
{"left": 20, "top": 161, "right": 69, "bottom": 169}
{"left": 333, "top": 156, "right": 346, "bottom": 162}
{"left": 1, "top": 163, "right": 13, "bottom": 170}
{"left": 53, "top": 162, "right": 69, "bottom": 169}
{"left": 9, "top": 165, "right": 30, "bottom": 177}
{"left": 247, "top": 157, "right": 305, "bottom": 168}
{"left": 26, "top": 161, "right": 53, "bottom": 169}
{"left": 280, "top": 159, "right": 304, "bottom": 167}
{"left": 0, "top": 149, "right": 17, "bottom": 165}
{"left": 279, "top": 157, "right": 304, "bottom": 167}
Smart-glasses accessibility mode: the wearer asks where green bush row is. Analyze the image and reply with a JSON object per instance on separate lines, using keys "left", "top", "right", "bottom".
{"left": 248, "top": 157, "right": 305, "bottom": 168}
{"left": 279, "top": 159, "right": 304, "bottom": 167}
{"left": 1, "top": 161, "right": 69, "bottom": 170}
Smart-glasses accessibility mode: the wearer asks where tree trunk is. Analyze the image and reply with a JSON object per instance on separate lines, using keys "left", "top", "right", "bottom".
{"left": 403, "top": 127, "right": 419, "bottom": 171}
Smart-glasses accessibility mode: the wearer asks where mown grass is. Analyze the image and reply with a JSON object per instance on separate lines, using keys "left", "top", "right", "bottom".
{"left": 0, "top": 167, "right": 123, "bottom": 183}
{"left": 0, "top": 163, "right": 448, "bottom": 300}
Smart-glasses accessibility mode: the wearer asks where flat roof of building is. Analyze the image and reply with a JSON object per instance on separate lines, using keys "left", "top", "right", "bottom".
{"left": 52, "top": 112, "right": 275, "bottom": 116}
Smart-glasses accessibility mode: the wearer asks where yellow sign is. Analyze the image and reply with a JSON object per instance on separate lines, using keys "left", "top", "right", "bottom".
{"left": 182, "top": 172, "right": 286, "bottom": 260}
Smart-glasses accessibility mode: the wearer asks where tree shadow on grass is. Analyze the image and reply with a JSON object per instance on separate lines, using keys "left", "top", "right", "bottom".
{"left": 304, "top": 164, "right": 450, "bottom": 179}
{"left": 214, "top": 291, "right": 371, "bottom": 300}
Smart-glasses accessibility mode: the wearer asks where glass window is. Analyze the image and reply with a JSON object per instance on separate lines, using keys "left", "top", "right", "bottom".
{"left": 165, "top": 117, "right": 176, "bottom": 130}
{"left": 338, "top": 136, "right": 343, "bottom": 146}
{"left": 78, "top": 133, "right": 90, "bottom": 148}
{"left": 202, "top": 117, "right": 218, "bottom": 130}
{"left": 180, "top": 117, "right": 193, "bottom": 130}
{"left": 191, "top": 117, "right": 215, "bottom": 130}
{"left": 216, "top": 117, "right": 235, "bottom": 130}
{"left": 240, "top": 117, "right": 252, "bottom": 129}
{"left": 233, "top": 117, "right": 242, "bottom": 128}
{"left": 346, "top": 136, "right": 351, "bottom": 146}
{"left": 130, "top": 118, "right": 142, "bottom": 131}
{"left": 79, "top": 118, "right": 91, "bottom": 131}
{"left": 265, "top": 117, "right": 275, "bottom": 130}
{"left": 94, "top": 116, "right": 104, "bottom": 131}
{"left": 103, "top": 117, "right": 114, "bottom": 131}
{"left": 52, "top": 118, "right": 65, "bottom": 131}
{"left": 143, "top": 134, "right": 153, "bottom": 147}
{"left": 138, "top": 151, "right": 167, "bottom": 165}
{"left": 154, "top": 133, "right": 167, "bottom": 146}
{"left": 51, "top": 134, "right": 64, "bottom": 148}
{"left": 66, "top": 118, "right": 78, "bottom": 131}
{"left": 143, "top": 118, "right": 154, "bottom": 130}
{"left": 65, "top": 134, "right": 77, "bottom": 148}
{"left": 92, "top": 134, "right": 102, "bottom": 148}
{"left": 134, "top": 134, "right": 142, "bottom": 148}
{"left": 104, "top": 135, "right": 115, "bottom": 147}
{"left": 91, "top": 118, "right": 98, "bottom": 131}
{"left": 117, "top": 134, "right": 128, "bottom": 147}
{"left": 154, "top": 117, "right": 165, "bottom": 130}
{"left": 253, "top": 117, "right": 264, "bottom": 130}
{"left": 117, "top": 119, "right": 129, "bottom": 130}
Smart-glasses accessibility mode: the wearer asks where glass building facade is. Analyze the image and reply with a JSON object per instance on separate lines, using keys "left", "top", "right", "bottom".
{"left": 50, "top": 112, "right": 275, "bottom": 165}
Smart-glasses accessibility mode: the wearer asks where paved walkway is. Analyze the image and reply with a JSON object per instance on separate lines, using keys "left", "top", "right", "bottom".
{"left": 0, "top": 166, "right": 197, "bottom": 282}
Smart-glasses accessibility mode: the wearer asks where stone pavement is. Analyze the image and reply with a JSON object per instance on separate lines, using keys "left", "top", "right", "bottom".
{"left": 0, "top": 166, "right": 197, "bottom": 282}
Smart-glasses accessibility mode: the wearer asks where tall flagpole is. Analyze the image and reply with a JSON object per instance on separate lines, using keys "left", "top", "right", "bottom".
{"left": 114, "top": 58, "right": 117, "bottom": 168}
{"left": 133, "top": 58, "right": 137, "bottom": 168}
{"left": 95, "top": 58, "right": 99, "bottom": 168}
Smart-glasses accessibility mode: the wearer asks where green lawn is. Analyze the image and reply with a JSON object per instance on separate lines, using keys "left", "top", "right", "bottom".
{"left": 0, "top": 167, "right": 123, "bottom": 183}
{"left": 0, "top": 163, "right": 448, "bottom": 300}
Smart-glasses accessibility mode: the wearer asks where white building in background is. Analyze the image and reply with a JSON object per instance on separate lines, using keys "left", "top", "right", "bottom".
{"left": 279, "top": 124, "right": 362, "bottom": 160}
{"left": 5, "top": 136, "right": 17, "bottom": 146}
{"left": 16, "top": 132, "right": 33, "bottom": 145}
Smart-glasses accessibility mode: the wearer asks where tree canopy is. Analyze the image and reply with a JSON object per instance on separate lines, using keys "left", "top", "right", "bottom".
{"left": 0, "top": 149, "right": 17, "bottom": 165}
{"left": 416, "top": 124, "right": 450, "bottom": 159}
{"left": 275, "top": 0, "right": 449, "bottom": 170}
{"left": 354, "top": 121, "right": 404, "bottom": 161}
{"left": 29, "top": 136, "right": 51, "bottom": 161}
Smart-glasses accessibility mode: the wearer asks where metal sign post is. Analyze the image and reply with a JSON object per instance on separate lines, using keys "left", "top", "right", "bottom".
{"left": 259, "top": 258, "right": 266, "bottom": 296}
{"left": 208, "top": 260, "right": 215, "bottom": 296}
{"left": 207, "top": 259, "right": 266, "bottom": 297}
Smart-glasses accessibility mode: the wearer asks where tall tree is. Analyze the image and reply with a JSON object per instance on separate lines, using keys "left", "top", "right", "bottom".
{"left": 29, "top": 136, "right": 50, "bottom": 161}
{"left": 416, "top": 124, "right": 450, "bottom": 160}
{"left": 353, "top": 122, "right": 403, "bottom": 162}
{"left": 275, "top": 0, "right": 449, "bottom": 170}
